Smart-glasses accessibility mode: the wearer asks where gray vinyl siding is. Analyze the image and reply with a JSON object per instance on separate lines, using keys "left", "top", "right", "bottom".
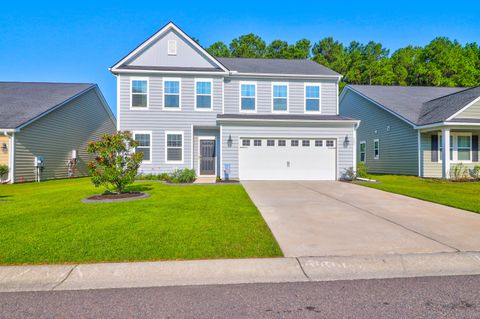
{"left": 340, "top": 89, "right": 418, "bottom": 175}
{"left": 119, "top": 75, "right": 222, "bottom": 174}
{"left": 220, "top": 122, "right": 354, "bottom": 180}
{"left": 14, "top": 88, "right": 116, "bottom": 182}
{"left": 224, "top": 79, "right": 337, "bottom": 115}
{"left": 421, "top": 131, "right": 480, "bottom": 178}
{"left": 454, "top": 99, "right": 480, "bottom": 119}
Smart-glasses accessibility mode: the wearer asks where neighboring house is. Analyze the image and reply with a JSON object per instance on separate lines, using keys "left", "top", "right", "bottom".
{"left": 0, "top": 82, "right": 116, "bottom": 183}
{"left": 110, "top": 22, "right": 359, "bottom": 181}
{"left": 340, "top": 85, "right": 480, "bottom": 178}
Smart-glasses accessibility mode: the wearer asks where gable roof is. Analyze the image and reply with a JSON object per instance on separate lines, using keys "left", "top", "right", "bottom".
{"left": 344, "top": 85, "right": 467, "bottom": 126}
{"left": 217, "top": 58, "right": 340, "bottom": 77}
{"left": 0, "top": 82, "right": 112, "bottom": 130}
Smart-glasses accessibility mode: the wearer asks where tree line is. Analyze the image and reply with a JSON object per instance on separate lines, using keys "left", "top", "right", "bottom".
{"left": 204, "top": 34, "right": 480, "bottom": 89}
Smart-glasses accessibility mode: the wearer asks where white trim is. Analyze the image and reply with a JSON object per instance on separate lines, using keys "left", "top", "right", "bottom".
{"left": 197, "top": 136, "right": 217, "bottom": 177}
{"left": 130, "top": 77, "right": 149, "bottom": 110}
{"left": 221, "top": 79, "right": 225, "bottom": 115}
{"left": 229, "top": 72, "right": 342, "bottom": 80}
{"left": 415, "top": 121, "right": 480, "bottom": 129}
{"left": 446, "top": 96, "right": 480, "bottom": 121}
{"left": 438, "top": 132, "right": 473, "bottom": 164}
{"left": 239, "top": 81, "right": 257, "bottom": 113}
{"left": 271, "top": 82, "right": 289, "bottom": 113}
{"left": 417, "top": 130, "right": 421, "bottom": 177}
{"left": 110, "top": 22, "right": 228, "bottom": 73}
{"left": 219, "top": 126, "right": 223, "bottom": 179}
{"left": 353, "top": 127, "right": 358, "bottom": 171}
{"left": 336, "top": 79, "right": 339, "bottom": 115}
{"left": 133, "top": 131, "right": 152, "bottom": 164}
{"left": 304, "top": 83, "right": 322, "bottom": 113}
{"left": 190, "top": 125, "right": 194, "bottom": 169}
{"left": 373, "top": 139, "right": 380, "bottom": 160}
{"left": 116, "top": 75, "right": 120, "bottom": 130}
{"left": 359, "top": 141, "right": 366, "bottom": 163}
{"left": 8, "top": 132, "right": 14, "bottom": 183}
{"left": 165, "top": 131, "right": 184, "bottom": 164}
{"left": 441, "top": 128, "right": 451, "bottom": 178}
{"left": 162, "top": 77, "right": 182, "bottom": 111}
{"left": 194, "top": 78, "right": 213, "bottom": 111}
{"left": 217, "top": 117, "right": 360, "bottom": 125}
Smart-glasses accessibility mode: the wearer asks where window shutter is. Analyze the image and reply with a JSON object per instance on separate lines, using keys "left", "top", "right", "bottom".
{"left": 473, "top": 135, "right": 479, "bottom": 162}
{"left": 431, "top": 135, "right": 438, "bottom": 162}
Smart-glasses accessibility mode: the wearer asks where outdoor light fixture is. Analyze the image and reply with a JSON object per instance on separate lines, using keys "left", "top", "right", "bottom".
{"left": 227, "top": 134, "right": 233, "bottom": 147}
{"left": 343, "top": 135, "right": 350, "bottom": 147}
{"left": 1, "top": 143, "right": 7, "bottom": 153}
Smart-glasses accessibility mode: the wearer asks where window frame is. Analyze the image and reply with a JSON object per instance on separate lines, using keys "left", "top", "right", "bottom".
{"left": 194, "top": 78, "right": 213, "bottom": 111}
{"left": 267, "top": 139, "right": 275, "bottom": 146}
{"left": 271, "top": 82, "right": 289, "bottom": 113}
{"left": 242, "top": 139, "right": 250, "bottom": 147}
{"left": 165, "top": 131, "right": 184, "bottom": 164}
{"left": 163, "top": 78, "right": 182, "bottom": 110}
{"left": 278, "top": 140, "right": 286, "bottom": 147}
{"left": 239, "top": 81, "right": 257, "bottom": 113}
{"left": 167, "top": 40, "right": 177, "bottom": 55}
{"left": 133, "top": 131, "right": 152, "bottom": 164}
{"left": 304, "top": 83, "right": 321, "bottom": 113}
{"left": 130, "top": 77, "right": 149, "bottom": 109}
{"left": 373, "top": 139, "right": 380, "bottom": 160}
{"left": 253, "top": 139, "right": 262, "bottom": 146}
{"left": 359, "top": 141, "right": 366, "bottom": 163}
{"left": 315, "top": 140, "right": 323, "bottom": 147}
{"left": 438, "top": 133, "right": 472, "bottom": 163}
{"left": 291, "top": 140, "right": 299, "bottom": 147}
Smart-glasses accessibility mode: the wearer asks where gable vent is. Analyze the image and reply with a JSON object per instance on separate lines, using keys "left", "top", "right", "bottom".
{"left": 168, "top": 40, "right": 177, "bottom": 55}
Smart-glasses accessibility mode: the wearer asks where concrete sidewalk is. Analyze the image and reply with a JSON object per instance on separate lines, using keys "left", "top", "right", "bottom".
{"left": 1, "top": 252, "right": 480, "bottom": 292}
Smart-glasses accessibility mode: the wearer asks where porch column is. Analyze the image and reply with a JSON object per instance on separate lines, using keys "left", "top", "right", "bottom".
{"left": 442, "top": 128, "right": 450, "bottom": 179}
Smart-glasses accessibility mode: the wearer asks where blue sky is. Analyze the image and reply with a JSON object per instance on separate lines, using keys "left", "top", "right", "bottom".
{"left": 1, "top": 0, "right": 479, "bottom": 115}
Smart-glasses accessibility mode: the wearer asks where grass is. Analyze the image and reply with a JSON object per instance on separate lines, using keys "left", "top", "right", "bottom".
{"left": 355, "top": 174, "right": 480, "bottom": 214}
{"left": 0, "top": 178, "right": 282, "bottom": 265}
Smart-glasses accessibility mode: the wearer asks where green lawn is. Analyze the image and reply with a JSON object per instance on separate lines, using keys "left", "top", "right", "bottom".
{"left": 0, "top": 178, "right": 282, "bottom": 265}
{"left": 356, "top": 174, "right": 480, "bottom": 214}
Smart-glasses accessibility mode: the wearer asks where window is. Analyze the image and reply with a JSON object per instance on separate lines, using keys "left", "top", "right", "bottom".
{"left": 242, "top": 139, "right": 250, "bottom": 147}
{"left": 326, "top": 140, "right": 335, "bottom": 147}
{"left": 315, "top": 140, "right": 323, "bottom": 147}
{"left": 134, "top": 132, "right": 151, "bottom": 162}
{"left": 305, "top": 84, "right": 320, "bottom": 112}
{"left": 166, "top": 132, "right": 183, "bottom": 163}
{"left": 373, "top": 139, "right": 379, "bottom": 159}
{"left": 278, "top": 140, "right": 286, "bottom": 146}
{"left": 302, "top": 140, "right": 310, "bottom": 147}
{"left": 272, "top": 83, "right": 288, "bottom": 112}
{"left": 360, "top": 141, "right": 366, "bottom": 163}
{"left": 291, "top": 140, "right": 299, "bottom": 147}
{"left": 240, "top": 83, "right": 256, "bottom": 111}
{"left": 164, "top": 79, "right": 180, "bottom": 109}
{"left": 168, "top": 40, "right": 177, "bottom": 55}
{"left": 254, "top": 139, "right": 262, "bottom": 146}
{"left": 267, "top": 140, "right": 275, "bottom": 146}
{"left": 131, "top": 79, "right": 148, "bottom": 108}
{"left": 439, "top": 134, "right": 472, "bottom": 162}
{"left": 195, "top": 80, "right": 212, "bottom": 110}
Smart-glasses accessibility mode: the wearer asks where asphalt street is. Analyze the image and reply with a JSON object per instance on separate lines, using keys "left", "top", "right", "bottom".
{"left": 1, "top": 275, "right": 479, "bottom": 318}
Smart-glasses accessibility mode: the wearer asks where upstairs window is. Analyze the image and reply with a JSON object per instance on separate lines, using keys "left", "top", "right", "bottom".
{"left": 305, "top": 84, "right": 320, "bottom": 112}
{"left": 131, "top": 79, "right": 148, "bottom": 108}
{"left": 164, "top": 79, "right": 180, "bottom": 109}
{"left": 240, "top": 83, "right": 256, "bottom": 111}
{"left": 272, "top": 83, "right": 288, "bottom": 112}
{"left": 134, "top": 132, "right": 151, "bottom": 162}
{"left": 195, "top": 80, "right": 212, "bottom": 110}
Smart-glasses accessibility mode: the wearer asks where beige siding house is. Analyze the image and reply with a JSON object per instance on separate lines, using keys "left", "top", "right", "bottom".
{"left": 0, "top": 82, "right": 116, "bottom": 183}
{"left": 340, "top": 85, "right": 480, "bottom": 179}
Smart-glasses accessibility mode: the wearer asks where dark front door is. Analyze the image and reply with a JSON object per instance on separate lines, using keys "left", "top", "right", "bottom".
{"left": 200, "top": 139, "right": 215, "bottom": 175}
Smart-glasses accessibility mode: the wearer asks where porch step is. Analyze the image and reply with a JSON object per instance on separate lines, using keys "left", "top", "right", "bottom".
{"left": 193, "top": 177, "right": 217, "bottom": 184}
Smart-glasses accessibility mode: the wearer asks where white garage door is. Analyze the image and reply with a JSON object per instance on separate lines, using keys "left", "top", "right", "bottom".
{"left": 239, "top": 138, "right": 336, "bottom": 180}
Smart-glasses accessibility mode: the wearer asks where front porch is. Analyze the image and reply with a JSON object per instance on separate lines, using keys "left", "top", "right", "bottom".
{"left": 420, "top": 127, "right": 479, "bottom": 178}
{"left": 0, "top": 133, "right": 11, "bottom": 182}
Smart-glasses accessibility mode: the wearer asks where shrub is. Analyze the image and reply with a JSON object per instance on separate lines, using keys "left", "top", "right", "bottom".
{"left": 137, "top": 173, "right": 171, "bottom": 181}
{"left": 472, "top": 165, "right": 480, "bottom": 180}
{"left": 0, "top": 164, "right": 8, "bottom": 182}
{"left": 356, "top": 162, "right": 369, "bottom": 178}
{"left": 170, "top": 168, "right": 196, "bottom": 184}
{"left": 450, "top": 163, "right": 469, "bottom": 181}
{"left": 158, "top": 172, "right": 171, "bottom": 181}
{"left": 87, "top": 131, "right": 143, "bottom": 194}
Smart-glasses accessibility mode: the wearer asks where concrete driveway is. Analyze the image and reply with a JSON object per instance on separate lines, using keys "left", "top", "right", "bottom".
{"left": 242, "top": 181, "right": 480, "bottom": 257}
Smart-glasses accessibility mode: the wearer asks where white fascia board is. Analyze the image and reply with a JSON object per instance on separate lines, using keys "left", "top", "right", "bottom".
{"left": 112, "top": 69, "right": 229, "bottom": 76}
{"left": 217, "top": 118, "right": 360, "bottom": 125}
{"left": 228, "top": 72, "right": 342, "bottom": 80}
{"left": 110, "top": 22, "right": 229, "bottom": 73}
{"left": 0, "top": 129, "right": 17, "bottom": 133}
{"left": 445, "top": 96, "right": 480, "bottom": 121}
{"left": 415, "top": 121, "right": 480, "bottom": 130}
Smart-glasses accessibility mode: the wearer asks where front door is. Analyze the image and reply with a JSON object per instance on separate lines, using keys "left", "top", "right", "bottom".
{"left": 200, "top": 139, "right": 216, "bottom": 176}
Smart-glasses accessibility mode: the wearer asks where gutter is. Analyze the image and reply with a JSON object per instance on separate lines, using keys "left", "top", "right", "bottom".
{"left": 414, "top": 121, "right": 480, "bottom": 130}
{"left": 217, "top": 118, "right": 360, "bottom": 125}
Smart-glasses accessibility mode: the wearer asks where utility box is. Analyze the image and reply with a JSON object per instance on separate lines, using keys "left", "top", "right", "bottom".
{"left": 34, "top": 156, "right": 44, "bottom": 167}
{"left": 71, "top": 149, "right": 77, "bottom": 159}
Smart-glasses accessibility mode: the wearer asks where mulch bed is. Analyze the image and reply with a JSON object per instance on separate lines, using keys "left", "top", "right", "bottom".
{"left": 82, "top": 192, "right": 150, "bottom": 203}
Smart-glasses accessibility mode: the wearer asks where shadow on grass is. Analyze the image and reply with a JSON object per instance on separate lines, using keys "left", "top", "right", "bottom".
{"left": 126, "top": 184, "right": 154, "bottom": 193}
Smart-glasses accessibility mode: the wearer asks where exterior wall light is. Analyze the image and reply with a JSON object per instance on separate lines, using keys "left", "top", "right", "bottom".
{"left": 1, "top": 143, "right": 7, "bottom": 153}
{"left": 343, "top": 135, "right": 350, "bottom": 147}
{"left": 227, "top": 134, "right": 233, "bottom": 147}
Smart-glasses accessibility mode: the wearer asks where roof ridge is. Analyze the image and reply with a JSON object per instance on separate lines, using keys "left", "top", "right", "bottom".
{"left": 423, "top": 85, "right": 477, "bottom": 103}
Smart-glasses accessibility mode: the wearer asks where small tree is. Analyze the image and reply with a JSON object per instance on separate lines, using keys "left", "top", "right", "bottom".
{"left": 0, "top": 165, "right": 9, "bottom": 182}
{"left": 87, "top": 131, "right": 143, "bottom": 194}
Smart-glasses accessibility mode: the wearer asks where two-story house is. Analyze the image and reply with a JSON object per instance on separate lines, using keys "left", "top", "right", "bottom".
{"left": 110, "top": 22, "right": 359, "bottom": 181}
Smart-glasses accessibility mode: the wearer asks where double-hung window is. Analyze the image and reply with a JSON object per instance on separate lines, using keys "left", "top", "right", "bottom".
{"left": 131, "top": 79, "right": 148, "bottom": 108}
{"left": 240, "top": 82, "right": 256, "bottom": 111}
{"left": 439, "top": 134, "right": 471, "bottom": 162}
{"left": 164, "top": 79, "right": 180, "bottom": 109}
{"left": 272, "top": 83, "right": 288, "bottom": 112}
{"left": 373, "top": 139, "right": 380, "bottom": 159}
{"left": 305, "top": 84, "right": 321, "bottom": 112}
{"left": 359, "top": 141, "right": 366, "bottom": 162}
{"left": 134, "top": 132, "right": 151, "bottom": 163}
{"left": 166, "top": 132, "right": 183, "bottom": 163}
{"left": 195, "top": 80, "right": 212, "bottom": 110}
